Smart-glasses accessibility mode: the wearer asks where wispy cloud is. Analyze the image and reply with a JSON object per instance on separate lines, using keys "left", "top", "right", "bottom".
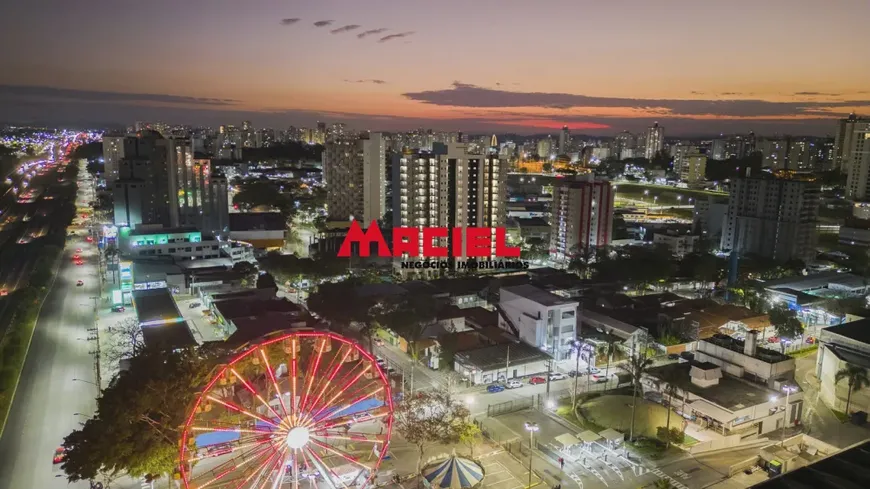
{"left": 330, "top": 24, "right": 361, "bottom": 34}
{"left": 280, "top": 18, "right": 300, "bottom": 26}
{"left": 357, "top": 28, "right": 387, "bottom": 38}
{"left": 313, "top": 20, "right": 333, "bottom": 27}
{"left": 0, "top": 84, "right": 239, "bottom": 106}
{"left": 378, "top": 31, "right": 415, "bottom": 43}
{"left": 401, "top": 81, "right": 870, "bottom": 118}
{"left": 344, "top": 79, "right": 387, "bottom": 85}
{"left": 793, "top": 91, "right": 841, "bottom": 97}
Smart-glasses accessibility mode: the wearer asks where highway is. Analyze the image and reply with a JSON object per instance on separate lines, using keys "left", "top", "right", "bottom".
{"left": 0, "top": 159, "right": 99, "bottom": 488}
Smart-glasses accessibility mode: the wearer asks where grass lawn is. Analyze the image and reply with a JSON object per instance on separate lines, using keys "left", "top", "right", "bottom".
{"left": 615, "top": 183, "right": 726, "bottom": 207}
{"left": 579, "top": 395, "right": 679, "bottom": 438}
{"left": 789, "top": 345, "right": 819, "bottom": 359}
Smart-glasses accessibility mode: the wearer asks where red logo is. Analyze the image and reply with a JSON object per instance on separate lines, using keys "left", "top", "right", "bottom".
{"left": 337, "top": 221, "right": 521, "bottom": 258}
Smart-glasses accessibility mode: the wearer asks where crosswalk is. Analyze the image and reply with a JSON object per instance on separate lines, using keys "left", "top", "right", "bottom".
{"left": 649, "top": 467, "right": 689, "bottom": 489}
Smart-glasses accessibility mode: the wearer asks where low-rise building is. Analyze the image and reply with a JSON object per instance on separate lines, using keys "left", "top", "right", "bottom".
{"left": 131, "top": 288, "right": 197, "bottom": 351}
{"left": 653, "top": 232, "right": 699, "bottom": 256}
{"left": 498, "top": 284, "right": 578, "bottom": 361}
{"left": 229, "top": 212, "right": 286, "bottom": 250}
{"left": 120, "top": 226, "right": 223, "bottom": 261}
{"left": 454, "top": 341, "right": 552, "bottom": 385}
{"left": 816, "top": 319, "right": 870, "bottom": 413}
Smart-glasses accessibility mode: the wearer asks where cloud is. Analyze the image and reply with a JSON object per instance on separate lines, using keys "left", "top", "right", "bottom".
{"left": 719, "top": 92, "right": 743, "bottom": 96}
{"left": 378, "top": 31, "right": 415, "bottom": 43}
{"left": 401, "top": 82, "right": 870, "bottom": 118}
{"left": 280, "top": 18, "right": 300, "bottom": 25}
{"left": 690, "top": 91, "right": 705, "bottom": 95}
{"left": 344, "top": 79, "right": 387, "bottom": 85}
{"left": 793, "top": 91, "right": 841, "bottom": 96}
{"left": 0, "top": 84, "right": 239, "bottom": 106}
{"left": 357, "top": 28, "right": 388, "bottom": 38}
{"left": 313, "top": 20, "right": 333, "bottom": 27}
{"left": 330, "top": 24, "right": 361, "bottom": 34}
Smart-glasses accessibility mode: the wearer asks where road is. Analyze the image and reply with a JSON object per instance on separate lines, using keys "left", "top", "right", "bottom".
{"left": 0, "top": 159, "right": 99, "bottom": 489}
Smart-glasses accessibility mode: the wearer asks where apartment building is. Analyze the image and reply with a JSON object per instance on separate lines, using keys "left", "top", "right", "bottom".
{"left": 322, "top": 132, "right": 386, "bottom": 225}
{"left": 549, "top": 177, "right": 614, "bottom": 265}
{"left": 498, "top": 284, "right": 578, "bottom": 361}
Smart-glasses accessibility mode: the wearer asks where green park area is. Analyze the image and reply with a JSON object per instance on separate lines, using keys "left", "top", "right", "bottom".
{"left": 615, "top": 183, "right": 726, "bottom": 207}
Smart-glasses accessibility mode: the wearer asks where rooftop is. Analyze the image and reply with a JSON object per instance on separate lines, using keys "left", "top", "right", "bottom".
{"left": 132, "top": 288, "right": 183, "bottom": 325}
{"left": 214, "top": 297, "right": 301, "bottom": 321}
{"left": 224, "top": 314, "right": 310, "bottom": 347}
{"left": 822, "top": 319, "right": 870, "bottom": 345}
{"left": 141, "top": 321, "right": 197, "bottom": 350}
{"left": 501, "top": 284, "right": 576, "bottom": 307}
{"left": 704, "top": 334, "right": 792, "bottom": 364}
{"left": 648, "top": 362, "right": 782, "bottom": 412}
{"left": 229, "top": 212, "right": 285, "bottom": 231}
{"left": 455, "top": 341, "right": 552, "bottom": 371}
{"left": 753, "top": 439, "right": 870, "bottom": 489}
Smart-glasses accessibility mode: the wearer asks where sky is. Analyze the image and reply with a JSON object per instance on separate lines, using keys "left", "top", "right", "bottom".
{"left": 1, "top": 0, "right": 869, "bottom": 136}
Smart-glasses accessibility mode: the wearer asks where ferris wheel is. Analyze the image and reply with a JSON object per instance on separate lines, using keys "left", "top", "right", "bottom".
{"left": 179, "top": 330, "right": 395, "bottom": 489}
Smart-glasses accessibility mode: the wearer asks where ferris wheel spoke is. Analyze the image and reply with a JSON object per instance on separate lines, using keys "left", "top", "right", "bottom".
{"left": 250, "top": 446, "right": 287, "bottom": 489}
{"left": 194, "top": 442, "right": 275, "bottom": 489}
{"left": 307, "top": 366, "right": 374, "bottom": 423}
{"left": 303, "top": 445, "right": 349, "bottom": 489}
{"left": 316, "top": 410, "right": 390, "bottom": 430}
{"left": 308, "top": 438, "right": 370, "bottom": 471}
{"left": 298, "top": 337, "right": 328, "bottom": 420}
{"left": 314, "top": 432, "right": 386, "bottom": 444}
{"left": 206, "top": 395, "right": 282, "bottom": 429}
{"left": 299, "top": 345, "right": 353, "bottom": 424}
{"left": 318, "top": 386, "right": 384, "bottom": 424}
{"left": 259, "top": 348, "right": 289, "bottom": 419}
{"left": 187, "top": 437, "right": 276, "bottom": 463}
{"left": 229, "top": 367, "right": 284, "bottom": 423}
{"left": 290, "top": 337, "right": 299, "bottom": 421}
{"left": 232, "top": 448, "right": 282, "bottom": 489}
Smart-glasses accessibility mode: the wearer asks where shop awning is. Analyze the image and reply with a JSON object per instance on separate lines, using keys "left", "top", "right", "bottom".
{"left": 555, "top": 433, "right": 581, "bottom": 448}
{"left": 578, "top": 430, "right": 603, "bottom": 443}
{"left": 598, "top": 428, "right": 623, "bottom": 443}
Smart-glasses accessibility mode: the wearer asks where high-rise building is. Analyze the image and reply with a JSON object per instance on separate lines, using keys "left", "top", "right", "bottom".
{"left": 102, "top": 133, "right": 138, "bottom": 185}
{"left": 671, "top": 144, "right": 699, "bottom": 176}
{"left": 537, "top": 137, "right": 553, "bottom": 159}
{"left": 644, "top": 122, "right": 664, "bottom": 160}
{"left": 323, "top": 133, "right": 386, "bottom": 225}
{"left": 166, "top": 139, "right": 229, "bottom": 234}
{"left": 549, "top": 177, "right": 614, "bottom": 265}
{"left": 841, "top": 118, "right": 870, "bottom": 200}
{"left": 834, "top": 114, "right": 866, "bottom": 173}
{"left": 391, "top": 142, "right": 506, "bottom": 257}
{"left": 681, "top": 153, "right": 707, "bottom": 184}
{"left": 720, "top": 177, "right": 820, "bottom": 262}
{"left": 758, "top": 138, "right": 790, "bottom": 169}
{"left": 559, "top": 125, "right": 570, "bottom": 155}
{"left": 710, "top": 139, "right": 727, "bottom": 160}
{"left": 612, "top": 131, "right": 635, "bottom": 160}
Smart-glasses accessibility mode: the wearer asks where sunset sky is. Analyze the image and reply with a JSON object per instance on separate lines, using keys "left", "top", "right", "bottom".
{"left": 1, "top": 0, "right": 869, "bottom": 135}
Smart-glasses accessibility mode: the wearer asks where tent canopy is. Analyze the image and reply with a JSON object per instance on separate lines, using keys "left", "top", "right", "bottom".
{"left": 598, "top": 428, "right": 623, "bottom": 443}
{"left": 578, "top": 430, "right": 603, "bottom": 443}
{"left": 555, "top": 433, "right": 582, "bottom": 448}
{"left": 423, "top": 456, "right": 484, "bottom": 489}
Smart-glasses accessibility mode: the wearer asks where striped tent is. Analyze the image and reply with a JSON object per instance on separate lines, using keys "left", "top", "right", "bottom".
{"left": 423, "top": 456, "right": 484, "bottom": 489}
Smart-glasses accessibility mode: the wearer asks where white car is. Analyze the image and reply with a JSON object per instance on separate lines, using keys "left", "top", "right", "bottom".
{"left": 587, "top": 367, "right": 601, "bottom": 375}
{"left": 506, "top": 380, "right": 523, "bottom": 389}
{"left": 549, "top": 372, "right": 567, "bottom": 381}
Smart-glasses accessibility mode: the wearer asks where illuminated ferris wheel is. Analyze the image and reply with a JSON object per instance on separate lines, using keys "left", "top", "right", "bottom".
{"left": 179, "top": 331, "right": 395, "bottom": 489}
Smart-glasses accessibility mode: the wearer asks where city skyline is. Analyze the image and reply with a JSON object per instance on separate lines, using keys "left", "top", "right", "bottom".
{"left": 2, "top": 0, "right": 870, "bottom": 135}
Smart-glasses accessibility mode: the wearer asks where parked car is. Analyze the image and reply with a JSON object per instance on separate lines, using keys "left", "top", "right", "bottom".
{"left": 768, "top": 336, "right": 780, "bottom": 343}
{"left": 352, "top": 412, "right": 373, "bottom": 423}
{"left": 75, "top": 248, "right": 82, "bottom": 253}
{"left": 53, "top": 447, "right": 66, "bottom": 464}
{"left": 111, "top": 305, "right": 125, "bottom": 313}
{"left": 0, "top": 289, "right": 7, "bottom": 297}
{"left": 667, "top": 353, "right": 680, "bottom": 360}
{"left": 189, "top": 302, "right": 201, "bottom": 309}
{"left": 806, "top": 336, "right": 816, "bottom": 344}
{"left": 587, "top": 367, "right": 601, "bottom": 375}
{"left": 506, "top": 380, "right": 523, "bottom": 389}
{"left": 374, "top": 338, "right": 384, "bottom": 346}
{"left": 549, "top": 372, "right": 567, "bottom": 381}
{"left": 591, "top": 375, "right": 608, "bottom": 383}
{"left": 487, "top": 384, "right": 505, "bottom": 393}
{"left": 567, "top": 370, "right": 578, "bottom": 377}
{"left": 76, "top": 280, "right": 84, "bottom": 286}
{"left": 529, "top": 376, "right": 546, "bottom": 385}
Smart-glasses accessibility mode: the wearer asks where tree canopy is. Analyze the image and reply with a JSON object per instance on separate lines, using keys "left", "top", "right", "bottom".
{"left": 769, "top": 305, "right": 803, "bottom": 341}
{"left": 393, "top": 390, "right": 473, "bottom": 472}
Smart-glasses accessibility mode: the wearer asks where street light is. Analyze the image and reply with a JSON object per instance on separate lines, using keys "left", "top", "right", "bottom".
{"left": 524, "top": 422, "right": 539, "bottom": 488}
{"left": 781, "top": 385, "right": 798, "bottom": 442}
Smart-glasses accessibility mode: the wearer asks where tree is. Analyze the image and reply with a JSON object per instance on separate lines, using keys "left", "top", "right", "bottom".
{"left": 306, "top": 278, "right": 374, "bottom": 327}
{"left": 835, "top": 364, "right": 870, "bottom": 417}
{"left": 256, "top": 271, "right": 278, "bottom": 290}
{"left": 568, "top": 244, "right": 596, "bottom": 278}
{"left": 103, "top": 317, "right": 145, "bottom": 365}
{"left": 652, "top": 368, "right": 683, "bottom": 449}
{"left": 232, "top": 261, "right": 258, "bottom": 287}
{"left": 601, "top": 337, "right": 620, "bottom": 391}
{"left": 769, "top": 305, "right": 803, "bottom": 347}
{"left": 62, "top": 347, "right": 217, "bottom": 482}
{"left": 621, "top": 352, "right": 654, "bottom": 441}
{"left": 375, "top": 295, "right": 441, "bottom": 391}
{"left": 393, "top": 390, "right": 472, "bottom": 472}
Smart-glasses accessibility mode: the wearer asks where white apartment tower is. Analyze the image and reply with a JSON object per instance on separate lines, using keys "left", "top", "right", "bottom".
{"left": 720, "top": 177, "right": 820, "bottom": 262}
{"left": 549, "top": 178, "right": 614, "bottom": 265}
{"left": 323, "top": 133, "right": 386, "bottom": 225}
{"left": 102, "top": 134, "right": 137, "bottom": 185}
{"left": 835, "top": 114, "right": 867, "bottom": 174}
{"left": 644, "top": 122, "right": 664, "bottom": 159}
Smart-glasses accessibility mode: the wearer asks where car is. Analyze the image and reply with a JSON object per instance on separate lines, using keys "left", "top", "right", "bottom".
{"left": 806, "top": 336, "right": 816, "bottom": 344}
{"left": 86, "top": 236, "right": 93, "bottom": 242}
{"left": 767, "top": 336, "right": 780, "bottom": 343}
{"left": 53, "top": 447, "right": 66, "bottom": 464}
{"left": 352, "top": 412, "right": 373, "bottom": 423}
{"left": 590, "top": 375, "right": 608, "bottom": 384}
{"left": 75, "top": 248, "right": 81, "bottom": 253}
{"left": 567, "top": 370, "right": 578, "bottom": 377}
{"left": 374, "top": 338, "right": 384, "bottom": 346}
{"left": 386, "top": 367, "right": 396, "bottom": 375}
{"left": 111, "top": 305, "right": 125, "bottom": 313}
{"left": 529, "top": 376, "right": 546, "bottom": 385}
{"left": 0, "top": 289, "right": 7, "bottom": 297}
{"left": 189, "top": 302, "right": 201, "bottom": 309}
{"left": 587, "top": 367, "right": 601, "bottom": 375}
{"left": 506, "top": 380, "right": 523, "bottom": 389}
{"left": 487, "top": 384, "right": 505, "bottom": 393}
{"left": 76, "top": 280, "right": 84, "bottom": 286}
{"left": 375, "top": 357, "right": 386, "bottom": 366}
{"left": 75, "top": 261, "right": 83, "bottom": 266}
{"left": 73, "top": 254, "right": 80, "bottom": 260}
{"left": 667, "top": 353, "right": 680, "bottom": 360}
{"left": 549, "top": 372, "right": 567, "bottom": 381}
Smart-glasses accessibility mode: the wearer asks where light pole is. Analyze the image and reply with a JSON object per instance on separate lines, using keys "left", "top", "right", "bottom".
{"left": 572, "top": 340, "right": 581, "bottom": 409}
{"left": 781, "top": 385, "right": 797, "bottom": 442}
{"left": 72, "top": 378, "right": 98, "bottom": 388}
{"left": 524, "top": 422, "right": 539, "bottom": 488}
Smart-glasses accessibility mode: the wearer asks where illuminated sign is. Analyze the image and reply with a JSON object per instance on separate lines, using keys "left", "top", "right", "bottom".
{"left": 337, "top": 221, "right": 520, "bottom": 259}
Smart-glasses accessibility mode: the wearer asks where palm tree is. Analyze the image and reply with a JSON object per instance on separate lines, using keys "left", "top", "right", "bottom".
{"left": 621, "top": 351, "right": 654, "bottom": 441}
{"left": 835, "top": 364, "right": 870, "bottom": 417}
{"left": 654, "top": 479, "right": 674, "bottom": 489}
{"left": 653, "top": 368, "right": 683, "bottom": 449}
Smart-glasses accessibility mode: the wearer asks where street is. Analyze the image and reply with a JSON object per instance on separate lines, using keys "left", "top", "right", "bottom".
{"left": 0, "top": 158, "right": 99, "bottom": 489}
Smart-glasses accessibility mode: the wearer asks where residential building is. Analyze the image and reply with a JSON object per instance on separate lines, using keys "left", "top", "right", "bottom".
{"left": 671, "top": 144, "right": 699, "bottom": 177}
{"left": 842, "top": 118, "right": 870, "bottom": 199}
{"left": 323, "top": 133, "right": 386, "bottom": 225}
{"left": 612, "top": 131, "right": 635, "bottom": 160}
{"left": 558, "top": 125, "right": 570, "bottom": 155}
{"left": 167, "top": 139, "right": 229, "bottom": 235}
{"left": 549, "top": 177, "right": 614, "bottom": 265}
{"left": 644, "top": 122, "right": 664, "bottom": 159}
{"left": 834, "top": 113, "right": 867, "bottom": 173}
{"left": 102, "top": 133, "right": 137, "bottom": 185}
{"left": 228, "top": 212, "right": 286, "bottom": 250}
{"left": 119, "top": 226, "right": 223, "bottom": 261}
{"left": 653, "top": 232, "right": 699, "bottom": 256}
{"left": 720, "top": 177, "right": 820, "bottom": 262}
{"left": 391, "top": 142, "right": 506, "bottom": 259}
{"left": 536, "top": 137, "right": 552, "bottom": 159}
{"left": 758, "top": 138, "right": 790, "bottom": 170}
{"left": 693, "top": 195, "right": 728, "bottom": 242}
{"left": 816, "top": 319, "right": 870, "bottom": 415}
{"left": 710, "top": 139, "right": 727, "bottom": 160}
{"left": 498, "top": 284, "right": 578, "bottom": 361}
{"left": 680, "top": 153, "right": 707, "bottom": 184}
